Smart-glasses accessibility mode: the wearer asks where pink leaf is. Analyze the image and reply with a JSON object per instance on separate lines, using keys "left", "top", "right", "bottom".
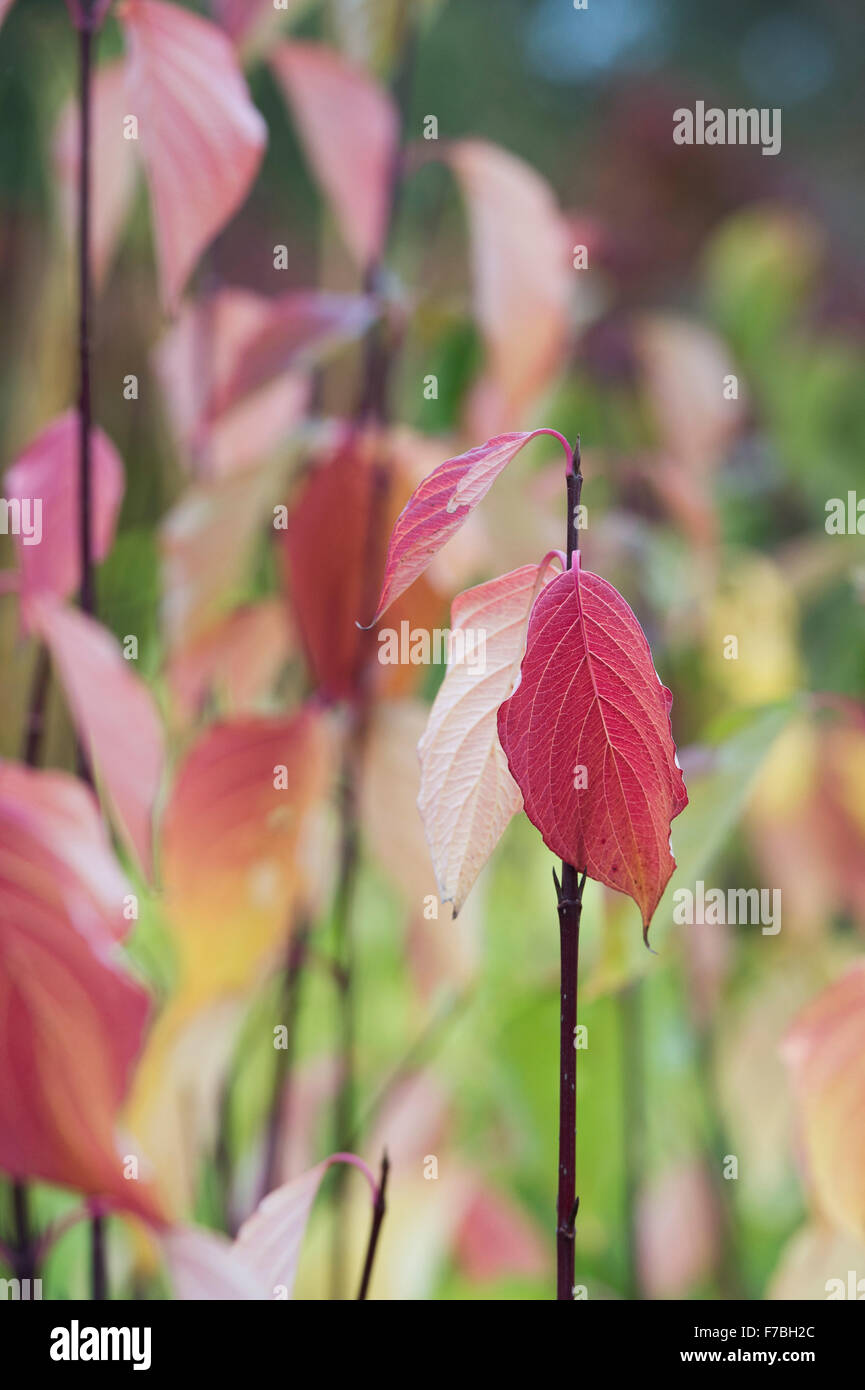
{"left": 31, "top": 601, "right": 165, "bottom": 882}
{"left": 497, "top": 559, "right": 688, "bottom": 936}
{"left": 446, "top": 140, "right": 572, "bottom": 425}
{"left": 201, "top": 290, "right": 374, "bottom": 422}
{"left": 54, "top": 61, "right": 138, "bottom": 290}
{"left": 0, "top": 762, "right": 162, "bottom": 1223}
{"left": 120, "top": 0, "right": 267, "bottom": 310}
{"left": 4, "top": 412, "right": 124, "bottom": 627}
{"left": 167, "top": 600, "right": 291, "bottom": 722}
{"left": 166, "top": 1153, "right": 377, "bottom": 1298}
{"left": 364, "top": 428, "right": 571, "bottom": 626}
{"left": 418, "top": 559, "right": 559, "bottom": 915}
{"left": 153, "top": 288, "right": 311, "bottom": 476}
{"left": 270, "top": 41, "right": 399, "bottom": 271}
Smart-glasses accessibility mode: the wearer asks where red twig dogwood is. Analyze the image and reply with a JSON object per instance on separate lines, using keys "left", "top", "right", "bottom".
{"left": 364, "top": 428, "right": 688, "bottom": 1299}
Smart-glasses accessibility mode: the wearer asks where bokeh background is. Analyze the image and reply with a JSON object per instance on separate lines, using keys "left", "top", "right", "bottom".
{"left": 1, "top": 0, "right": 864, "bottom": 1300}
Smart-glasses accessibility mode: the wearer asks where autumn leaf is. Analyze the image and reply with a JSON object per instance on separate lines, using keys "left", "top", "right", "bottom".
{"left": 201, "top": 291, "right": 374, "bottom": 423}
{"left": 164, "top": 1153, "right": 377, "bottom": 1298}
{"left": 32, "top": 600, "right": 165, "bottom": 882}
{"left": 120, "top": 0, "right": 267, "bottom": 309}
{"left": 283, "top": 432, "right": 444, "bottom": 702}
{"left": 363, "top": 429, "right": 571, "bottom": 626}
{"left": 446, "top": 140, "right": 571, "bottom": 427}
{"left": 497, "top": 558, "right": 688, "bottom": 936}
{"left": 159, "top": 708, "right": 331, "bottom": 1009}
{"left": 270, "top": 41, "right": 399, "bottom": 271}
{"left": 153, "top": 288, "right": 311, "bottom": 477}
{"left": 0, "top": 762, "right": 162, "bottom": 1223}
{"left": 166, "top": 599, "right": 292, "bottom": 724}
{"left": 5, "top": 412, "right": 124, "bottom": 626}
{"left": 418, "top": 559, "right": 559, "bottom": 915}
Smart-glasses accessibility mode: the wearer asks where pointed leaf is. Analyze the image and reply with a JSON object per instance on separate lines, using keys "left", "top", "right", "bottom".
{"left": 365, "top": 428, "right": 570, "bottom": 625}
{"left": 271, "top": 41, "right": 399, "bottom": 270}
{"left": 497, "top": 561, "right": 687, "bottom": 934}
{"left": 418, "top": 560, "right": 558, "bottom": 915}
{"left": 0, "top": 762, "right": 162, "bottom": 1222}
{"left": 32, "top": 601, "right": 165, "bottom": 881}
{"left": 5, "top": 412, "right": 124, "bottom": 626}
{"left": 121, "top": 0, "right": 267, "bottom": 309}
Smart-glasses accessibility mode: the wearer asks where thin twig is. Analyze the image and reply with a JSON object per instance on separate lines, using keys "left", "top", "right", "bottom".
{"left": 356, "top": 1151, "right": 390, "bottom": 1300}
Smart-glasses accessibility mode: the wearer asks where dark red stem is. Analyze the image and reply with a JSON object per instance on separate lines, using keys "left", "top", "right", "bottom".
{"left": 554, "top": 435, "right": 586, "bottom": 1300}
{"left": 356, "top": 1151, "right": 390, "bottom": 1300}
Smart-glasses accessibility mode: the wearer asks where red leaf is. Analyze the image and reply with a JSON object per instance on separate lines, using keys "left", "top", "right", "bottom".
{"left": 32, "top": 601, "right": 166, "bottom": 882}
{"left": 497, "top": 559, "right": 687, "bottom": 935}
{"left": 364, "top": 428, "right": 571, "bottom": 626}
{"left": 270, "top": 42, "right": 399, "bottom": 271}
{"left": 5, "top": 412, "right": 124, "bottom": 627}
{"left": 0, "top": 762, "right": 162, "bottom": 1222}
{"left": 120, "top": 0, "right": 266, "bottom": 309}
{"left": 283, "top": 432, "right": 444, "bottom": 702}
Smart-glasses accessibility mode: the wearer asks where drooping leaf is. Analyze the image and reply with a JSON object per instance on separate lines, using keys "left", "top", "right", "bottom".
{"left": 4, "top": 412, "right": 124, "bottom": 626}
{"left": 0, "top": 762, "right": 162, "bottom": 1222}
{"left": 497, "top": 559, "right": 688, "bottom": 935}
{"left": 31, "top": 600, "right": 165, "bottom": 882}
{"left": 364, "top": 428, "right": 571, "bottom": 626}
{"left": 783, "top": 962, "right": 865, "bottom": 1242}
{"left": 418, "top": 560, "right": 558, "bottom": 915}
{"left": 121, "top": 0, "right": 267, "bottom": 309}
{"left": 270, "top": 41, "right": 399, "bottom": 270}
{"left": 54, "top": 61, "right": 138, "bottom": 290}
{"left": 165, "top": 1153, "right": 377, "bottom": 1298}
{"left": 446, "top": 140, "right": 571, "bottom": 426}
